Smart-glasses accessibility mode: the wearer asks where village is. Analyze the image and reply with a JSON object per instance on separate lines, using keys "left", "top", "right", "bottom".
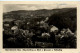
{"left": 3, "top": 15, "right": 76, "bottom": 48}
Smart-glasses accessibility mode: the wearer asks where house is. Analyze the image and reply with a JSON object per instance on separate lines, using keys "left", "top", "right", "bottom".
{"left": 3, "top": 18, "right": 15, "bottom": 30}
{"left": 11, "top": 26, "right": 18, "bottom": 34}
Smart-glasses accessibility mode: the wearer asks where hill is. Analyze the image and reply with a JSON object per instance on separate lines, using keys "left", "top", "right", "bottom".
{"left": 47, "top": 8, "right": 77, "bottom": 32}
{"left": 3, "top": 8, "right": 76, "bottom": 19}
{"left": 3, "top": 8, "right": 77, "bottom": 32}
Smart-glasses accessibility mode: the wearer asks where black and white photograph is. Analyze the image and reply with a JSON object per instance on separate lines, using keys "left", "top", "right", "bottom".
{"left": 3, "top": 4, "right": 77, "bottom": 48}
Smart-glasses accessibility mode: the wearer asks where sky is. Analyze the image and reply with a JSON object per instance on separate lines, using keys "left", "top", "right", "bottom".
{"left": 3, "top": 4, "right": 77, "bottom": 13}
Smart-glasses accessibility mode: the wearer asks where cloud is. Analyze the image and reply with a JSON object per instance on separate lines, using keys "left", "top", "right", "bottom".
{"left": 3, "top": 4, "right": 76, "bottom": 13}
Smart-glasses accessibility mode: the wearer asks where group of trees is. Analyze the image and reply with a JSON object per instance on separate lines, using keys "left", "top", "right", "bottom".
{"left": 48, "top": 8, "right": 76, "bottom": 32}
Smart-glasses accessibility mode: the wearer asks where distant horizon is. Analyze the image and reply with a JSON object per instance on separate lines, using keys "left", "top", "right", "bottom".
{"left": 3, "top": 7, "right": 76, "bottom": 13}
{"left": 3, "top": 4, "right": 77, "bottom": 13}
